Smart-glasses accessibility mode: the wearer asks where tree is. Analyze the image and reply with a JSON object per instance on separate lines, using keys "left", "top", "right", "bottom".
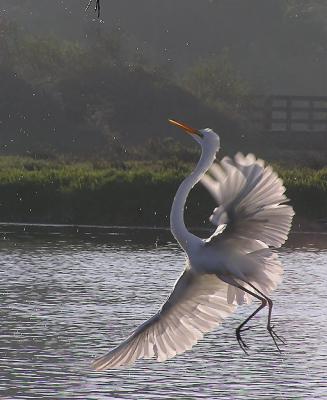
{"left": 182, "top": 50, "right": 252, "bottom": 115}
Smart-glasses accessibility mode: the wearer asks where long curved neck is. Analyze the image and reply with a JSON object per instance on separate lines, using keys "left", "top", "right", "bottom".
{"left": 170, "top": 145, "right": 217, "bottom": 252}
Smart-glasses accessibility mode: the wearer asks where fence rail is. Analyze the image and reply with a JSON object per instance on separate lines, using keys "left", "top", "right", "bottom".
{"left": 253, "top": 95, "right": 327, "bottom": 133}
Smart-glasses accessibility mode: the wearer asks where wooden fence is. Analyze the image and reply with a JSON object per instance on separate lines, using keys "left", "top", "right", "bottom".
{"left": 253, "top": 95, "right": 327, "bottom": 133}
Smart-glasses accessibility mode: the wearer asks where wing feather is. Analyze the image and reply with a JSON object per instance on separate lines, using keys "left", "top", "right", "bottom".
{"left": 91, "top": 270, "right": 235, "bottom": 370}
{"left": 202, "top": 152, "right": 294, "bottom": 249}
{"left": 201, "top": 153, "right": 294, "bottom": 304}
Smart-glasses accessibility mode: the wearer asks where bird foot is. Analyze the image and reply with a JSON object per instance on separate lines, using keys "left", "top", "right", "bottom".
{"left": 267, "top": 325, "right": 286, "bottom": 353}
{"left": 236, "top": 327, "right": 250, "bottom": 355}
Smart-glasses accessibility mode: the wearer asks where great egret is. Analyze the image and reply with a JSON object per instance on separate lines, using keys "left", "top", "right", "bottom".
{"left": 92, "top": 119, "right": 294, "bottom": 371}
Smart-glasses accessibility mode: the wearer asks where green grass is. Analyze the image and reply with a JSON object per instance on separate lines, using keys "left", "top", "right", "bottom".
{"left": 0, "top": 156, "right": 325, "bottom": 226}
{"left": 276, "top": 167, "right": 327, "bottom": 219}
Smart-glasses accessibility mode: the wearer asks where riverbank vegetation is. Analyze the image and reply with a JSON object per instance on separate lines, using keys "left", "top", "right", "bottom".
{"left": 1, "top": 11, "right": 327, "bottom": 167}
{"left": 0, "top": 157, "right": 325, "bottom": 228}
{"left": 1, "top": 5, "right": 326, "bottom": 228}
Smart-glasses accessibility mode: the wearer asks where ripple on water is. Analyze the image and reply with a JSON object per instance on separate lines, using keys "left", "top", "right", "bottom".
{"left": 0, "top": 227, "right": 327, "bottom": 399}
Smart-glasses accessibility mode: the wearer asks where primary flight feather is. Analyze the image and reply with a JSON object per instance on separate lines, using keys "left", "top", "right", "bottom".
{"left": 92, "top": 120, "right": 294, "bottom": 370}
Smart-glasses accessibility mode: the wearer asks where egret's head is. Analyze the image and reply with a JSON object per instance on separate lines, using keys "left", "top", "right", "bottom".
{"left": 168, "top": 119, "right": 220, "bottom": 151}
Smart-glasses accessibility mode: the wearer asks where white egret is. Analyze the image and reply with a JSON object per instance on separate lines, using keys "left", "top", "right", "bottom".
{"left": 92, "top": 119, "right": 294, "bottom": 370}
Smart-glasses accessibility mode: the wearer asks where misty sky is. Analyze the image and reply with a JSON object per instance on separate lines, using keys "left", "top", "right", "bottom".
{"left": 1, "top": 0, "right": 327, "bottom": 95}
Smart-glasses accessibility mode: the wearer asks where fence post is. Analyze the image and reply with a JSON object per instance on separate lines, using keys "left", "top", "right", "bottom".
{"left": 308, "top": 99, "right": 314, "bottom": 132}
{"left": 258, "top": 95, "right": 327, "bottom": 134}
{"left": 285, "top": 97, "right": 292, "bottom": 132}
{"left": 264, "top": 96, "right": 272, "bottom": 131}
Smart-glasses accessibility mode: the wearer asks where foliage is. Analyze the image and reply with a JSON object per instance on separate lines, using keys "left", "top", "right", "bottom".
{"left": 1, "top": 8, "right": 327, "bottom": 164}
{"left": 0, "top": 15, "right": 240, "bottom": 158}
{"left": 1, "top": 17, "right": 122, "bottom": 84}
{"left": 277, "top": 166, "right": 327, "bottom": 219}
{"left": 13, "top": 36, "right": 87, "bottom": 83}
{"left": 182, "top": 50, "right": 253, "bottom": 115}
{"left": 0, "top": 157, "right": 325, "bottom": 226}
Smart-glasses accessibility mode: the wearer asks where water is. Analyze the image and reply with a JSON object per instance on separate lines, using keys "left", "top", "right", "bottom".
{"left": 1, "top": 225, "right": 326, "bottom": 399}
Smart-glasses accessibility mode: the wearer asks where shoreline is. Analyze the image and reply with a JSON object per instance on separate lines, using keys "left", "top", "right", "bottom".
{"left": 0, "top": 218, "right": 325, "bottom": 233}
{"left": 0, "top": 160, "right": 325, "bottom": 229}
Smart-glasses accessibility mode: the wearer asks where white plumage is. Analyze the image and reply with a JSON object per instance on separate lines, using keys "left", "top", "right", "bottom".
{"left": 92, "top": 121, "right": 294, "bottom": 371}
{"left": 202, "top": 152, "right": 294, "bottom": 305}
{"left": 92, "top": 270, "right": 235, "bottom": 370}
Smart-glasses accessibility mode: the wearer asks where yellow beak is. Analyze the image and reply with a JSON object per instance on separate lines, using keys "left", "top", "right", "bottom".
{"left": 168, "top": 119, "right": 202, "bottom": 137}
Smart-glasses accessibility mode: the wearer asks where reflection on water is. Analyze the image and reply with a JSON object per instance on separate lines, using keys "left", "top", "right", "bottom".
{"left": 1, "top": 224, "right": 327, "bottom": 399}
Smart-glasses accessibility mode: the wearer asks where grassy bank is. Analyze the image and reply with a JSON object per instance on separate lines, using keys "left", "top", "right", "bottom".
{"left": 0, "top": 157, "right": 326, "bottom": 228}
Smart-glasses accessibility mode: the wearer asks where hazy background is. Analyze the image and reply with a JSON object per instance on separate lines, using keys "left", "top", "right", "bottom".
{"left": 4, "top": 0, "right": 327, "bottom": 93}
{"left": 0, "top": 5, "right": 326, "bottom": 398}
{"left": 1, "top": 0, "right": 327, "bottom": 164}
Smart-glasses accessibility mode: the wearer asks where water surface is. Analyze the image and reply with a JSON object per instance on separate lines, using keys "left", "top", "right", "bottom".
{"left": 1, "top": 225, "right": 326, "bottom": 399}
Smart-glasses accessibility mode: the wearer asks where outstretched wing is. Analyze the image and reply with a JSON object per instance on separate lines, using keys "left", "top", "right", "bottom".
{"left": 201, "top": 153, "right": 294, "bottom": 248}
{"left": 91, "top": 269, "right": 235, "bottom": 370}
{"left": 201, "top": 153, "right": 294, "bottom": 304}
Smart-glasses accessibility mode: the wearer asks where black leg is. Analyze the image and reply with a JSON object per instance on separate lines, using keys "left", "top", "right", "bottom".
{"left": 233, "top": 283, "right": 267, "bottom": 354}
{"left": 246, "top": 282, "right": 285, "bottom": 352}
